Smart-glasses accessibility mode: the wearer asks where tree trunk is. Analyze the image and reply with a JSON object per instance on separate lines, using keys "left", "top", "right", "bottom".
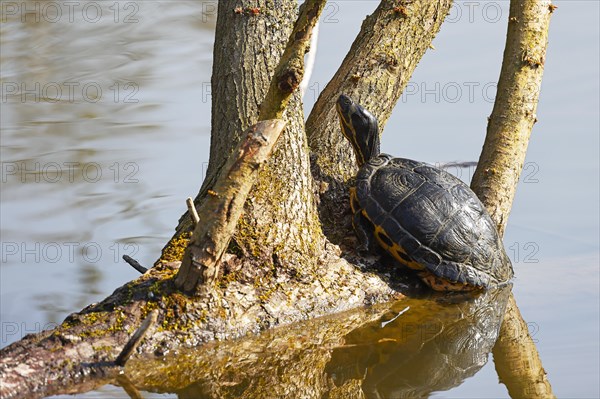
{"left": 468, "top": 1, "right": 555, "bottom": 397}
{"left": 306, "top": 0, "right": 453, "bottom": 241}
{"left": 163, "top": 0, "right": 324, "bottom": 268}
{"left": 471, "top": 0, "right": 553, "bottom": 237}
{"left": 174, "top": 0, "right": 328, "bottom": 295}
{"left": 175, "top": 120, "right": 287, "bottom": 293}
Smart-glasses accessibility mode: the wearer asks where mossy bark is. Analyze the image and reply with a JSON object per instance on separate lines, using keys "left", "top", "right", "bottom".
{"left": 175, "top": 120, "right": 287, "bottom": 293}
{"left": 306, "top": 0, "right": 453, "bottom": 241}
{"left": 163, "top": 0, "right": 325, "bottom": 268}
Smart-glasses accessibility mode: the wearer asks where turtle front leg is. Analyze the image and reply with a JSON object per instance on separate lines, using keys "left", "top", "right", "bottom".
{"left": 352, "top": 209, "right": 376, "bottom": 254}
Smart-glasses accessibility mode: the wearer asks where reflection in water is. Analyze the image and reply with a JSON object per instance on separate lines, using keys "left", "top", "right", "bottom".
{"left": 118, "top": 287, "right": 519, "bottom": 398}
{"left": 118, "top": 303, "right": 392, "bottom": 398}
{"left": 325, "top": 287, "right": 511, "bottom": 398}
{"left": 41, "top": 287, "right": 555, "bottom": 399}
{"left": 0, "top": 0, "right": 215, "bottom": 336}
{"left": 493, "top": 293, "right": 555, "bottom": 398}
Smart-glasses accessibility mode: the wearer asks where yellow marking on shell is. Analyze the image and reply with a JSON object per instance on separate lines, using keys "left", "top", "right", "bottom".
{"left": 419, "top": 272, "right": 478, "bottom": 292}
{"left": 373, "top": 226, "right": 424, "bottom": 270}
{"left": 349, "top": 188, "right": 359, "bottom": 213}
{"left": 364, "top": 213, "right": 481, "bottom": 292}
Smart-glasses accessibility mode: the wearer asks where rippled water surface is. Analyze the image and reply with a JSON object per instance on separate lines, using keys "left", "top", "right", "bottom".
{"left": 1, "top": 1, "right": 598, "bottom": 398}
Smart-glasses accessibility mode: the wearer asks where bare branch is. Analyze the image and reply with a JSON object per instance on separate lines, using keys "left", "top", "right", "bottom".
{"left": 468, "top": 1, "right": 555, "bottom": 396}
{"left": 258, "top": 0, "right": 327, "bottom": 120}
{"left": 307, "top": 0, "right": 453, "bottom": 179}
{"left": 471, "top": 0, "right": 554, "bottom": 236}
{"left": 305, "top": 0, "right": 453, "bottom": 239}
{"left": 175, "top": 120, "right": 287, "bottom": 293}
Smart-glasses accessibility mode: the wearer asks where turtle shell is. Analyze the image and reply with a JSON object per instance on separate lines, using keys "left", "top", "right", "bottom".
{"left": 355, "top": 154, "right": 513, "bottom": 290}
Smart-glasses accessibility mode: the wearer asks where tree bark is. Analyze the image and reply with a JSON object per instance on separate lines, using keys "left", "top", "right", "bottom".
{"left": 306, "top": 0, "right": 453, "bottom": 241}
{"left": 175, "top": 120, "right": 287, "bottom": 293}
{"left": 162, "top": 0, "right": 325, "bottom": 267}
{"left": 175, "top": 0, "right": 326, "bottom": 294}
{"left": 468, "top": 1, "right": 555, "bottom": 397}
{"left": 470, "top": 0, "right": 553, "bottom": 237}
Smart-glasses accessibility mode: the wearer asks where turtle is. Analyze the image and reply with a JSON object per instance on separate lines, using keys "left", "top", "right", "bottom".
{"left": 335, "top": 94, "right": 513, "bottom": 291}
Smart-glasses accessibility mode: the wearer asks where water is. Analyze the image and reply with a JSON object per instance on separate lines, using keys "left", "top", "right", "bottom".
{"left": 1, "top": 1, "right": 598, "bottom": 398}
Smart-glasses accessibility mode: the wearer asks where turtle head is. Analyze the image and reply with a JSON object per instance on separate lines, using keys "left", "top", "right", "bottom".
{"left": 336, "top": 94, "right": 380, "bottom": 167}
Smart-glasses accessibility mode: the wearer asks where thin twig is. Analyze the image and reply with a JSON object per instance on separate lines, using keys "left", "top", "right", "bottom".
{"left": 186, "top": 197, "right": 200, "bottom": 226}
{"left": 114, "top": 310, "right": 159, "bottom": 367}
{"left": 122, "top": 255, "right": 148, "bottom": 274}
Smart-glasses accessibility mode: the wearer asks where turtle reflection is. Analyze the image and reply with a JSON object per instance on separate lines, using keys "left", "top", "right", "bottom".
{"left": 325, "top": 286, "right": 511, "bottom": 398}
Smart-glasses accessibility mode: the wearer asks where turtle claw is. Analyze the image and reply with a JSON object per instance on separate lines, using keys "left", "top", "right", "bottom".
{"left": 353, "top": 210, "right": 376, "bottom": 255}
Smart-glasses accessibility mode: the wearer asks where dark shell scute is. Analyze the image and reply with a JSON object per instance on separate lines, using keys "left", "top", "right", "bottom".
{"left": 414, "top": 164, "right": 463, "bottom": 190}
{"left": 354, "top": 155, "right": 513, "bottom": 288}
{"left": 387, "top": 157, "right": 422, "bottom": 170}
{"left": 430, "top": 217, "right": 474, "bottom": 263}
{"left": 412, "top": 246, "right": 442, "bottom": 267}
{"left": 392, "top": 182, "right": 455, "bottom": 243}
{"left": 398, "top": 231, "right": 422, "bottom": 254}
{"left": 369, "top": 167, "right": 425, "bottom": 212}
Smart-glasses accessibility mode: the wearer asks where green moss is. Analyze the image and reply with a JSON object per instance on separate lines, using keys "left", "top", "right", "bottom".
{"left": 109, "top": 310, "right": 126, "bottom": 332}
{"left": 92, "top": 344, "right": 114, "bottom": 353}
{"left": 158, "top": 232, "right": 192, "bottom": 263}
{"left": 235, "top": 155, "right": 324, "bottom": 269}
{"left": 258, "top": 287, "right": 276, "bottom": 302}
{"left": 140, "top": 301, "right": 159, "bottom": 320}
{"left": 123, "top": 282, "right": 135, "bottom": 304}
{"left": 137, "top": 290, "right": 197, "bottom": 333}
{"left": 52, "top": 306, "right": 133, "bottom": 341}
{"left": 219, "top": 269, "right": 242, "bottom": 288}
{"left": 235, "top": 214, "right": 262, "bottom": 258}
